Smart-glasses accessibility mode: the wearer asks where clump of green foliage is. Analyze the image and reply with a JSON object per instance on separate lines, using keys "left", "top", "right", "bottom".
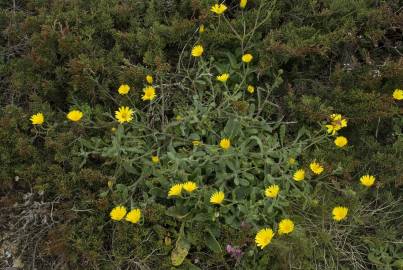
{"left": 0, "top": 0, "right": 402, "bottom": 269}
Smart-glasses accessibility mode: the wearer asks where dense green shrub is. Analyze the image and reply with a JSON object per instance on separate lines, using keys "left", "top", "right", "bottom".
{"left": 0, "top": 0, "right": 402, "bottom": 269}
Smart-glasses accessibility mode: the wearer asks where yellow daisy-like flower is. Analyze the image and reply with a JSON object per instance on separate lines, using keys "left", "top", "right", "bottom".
{"left": 30, "top": 113, "right": 44, "bottom": 125}
{"left": 247, "top": 85, "right": 255, "bottom": 94}
{"left": 360, "top": 174, "right": 375, "bottom": 187}
{"left": 115, "top": 106, "right": 134, "bottom": 124}
{"left": 151, "top": 155, "right": 160, "bottom": 164}
{"left": 326, "top": 114, "right": 348, "bottom": 135}
{"left": 255, "top": 228, "right": 274, "bottom": 249}
{"left": 192, "top": 140, "right": 201, "bottom": 146}
{"left": 240, "top": 0, "right": 247, "bottom": 8}
{"left": 199, "top": 24, "right": 205, "bottom": 33}
{"left": 293, "top": 169, "right": 305, "bottom": 181}
{"left": 118, "top": 84, "right": 130, "bottom": 95}
{"left": 168, "top": 183, "right": 183, "bottom": 197}
{"left": 216, "top": 73, "right": 229, "bottom": 83}
{"left": 332, "top": 206, "right": 348, "bottom": 221}
{"left": 183, "top": 181, "right": 197, "bottom": 193}
{"left": 210, "top": 3, "right": 227, "bottom": 15}
{"left": 219, "top": 138, "right": 231, "bottom": 150}
{"left": 392, "top": 88, "right": 403, "bottom": 100}
{"left": 265, "top": 184, "right": 280, "bottom": 198}
{"left": 67, "top": 110, "right": 83, "bottom": 122}
{"left": 210, "top": 191, "right": 224, "bottom": 204}
{"left": 310, "top": 161, "right": 324, "bottom": 175}
{"left": 334, "top": 136, "right": 348, "bottom": 147}
{"left": 142, "top": 86, "right": 156, "bottom": 101}
{"left": 125, "top": 208, "right": 141, "bottom": 224}
{"left": 146, "top": 75, "right": 153, "bottom": 84}
{"left": 278, "top": 219, "right": 294, "bottom": 235}
{"left": 191, "top": 45, "right": 204, "bottom": 57}
{"left": 110, "top": 205, "right": 127, "bottom": 221}
{"left": 242, "top": 53, "right": 253, "bottom": 63}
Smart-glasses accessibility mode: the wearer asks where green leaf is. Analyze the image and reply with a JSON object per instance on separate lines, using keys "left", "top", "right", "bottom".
{"left": 171, "top": 239, "right": 190, "bottom": 266}
{"left": 205, "top": 229, "right": 222, "bottom": 253}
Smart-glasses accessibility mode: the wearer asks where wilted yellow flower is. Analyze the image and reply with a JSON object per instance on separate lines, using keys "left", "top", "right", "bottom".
{"left": 265, "top": 184, "right": 280, "bottom": 198}
{"left": 176, "top": 115, "right": 183, "bottom": 121}
{"left": 115, "top": 106, "right": 134, "bottom": 124}
{"left": 216, "top": 73, "right": 229, "bottom": 83}
{"left": 146, "top": 75, "right": 153, "bottom": 84}
{"left": 240, "top": 0, "right": 247, "bottom": 8}
{"left": 293, "top": 169, "right": 305, "bottom": 181}
{"left": 255, "top": 228, "right": 274, "bottom": 249}
{"left": 199, "top": 24, "right": 205, "bottom": 33}
{"left": 211, "top": 3, "right": 227, "bottom": 15}
{"left": 125, "top": 208, "right": 141, "bottom": 224}
{"left": 168, "top": 183, "right": 183, "bottom": 197}
{"left": 278, "top": 219, "right": 294, "bottom": 235}
{"left": 334, "top": 136, "right": 348, "bottom": 147}
{"left": 210, "top": 191, "right": 224, "bottom": 204}
{"left": 360, "top": 175, "right": 375, "bottom": 187}
{"left": 183, "top": 181, "right": 197, "bottom": 192}
{"left": 111, "top": 127, "right": 117, "bottom": 132}
{"left": 332, "top": 206, "right": 348, "bottom": 221}
{"left": 107, "top": 180, "right": 113, "bottom": 189}
{"left": 326, "top": 114, "right": 348, "bottom": 135}
{"left": 247, "top": 85, "right": 255, "bottom": 93}
{"left": 392, "top": 89, "right": 403, "bottom": 100}
{"left": 31, "top": 113, "right": 44, "bottom": 125}
{"left": 191, "top": 45, "right": 204, "bottom": 57}
{"left": 310, "top": 161, "right": 324, "bottom": 175}
{"left": 192, "top": 140, "right": 201, "bottom": 146}
{"left": 242, "top": 53, "right": 253, "bottom": 63}
{"left": 288, "top": 158, "right": 296, "bottom": 165}
{"left": 142, "top": 86, "right": 156, "bottom": 101}
{"left": 151, "top": 155, "right": 160, "bottom": 164}
{"left": 110, "top": 205, "right": 127, "bottom": 221}
{"left": 67, "top": 110, "right": 83, "bottom": 122}
{"left": 219, "top": 138, "right": 231, "bottom": 150}
{"left": 118, "top": 84, "right": 130, "bottom": 95}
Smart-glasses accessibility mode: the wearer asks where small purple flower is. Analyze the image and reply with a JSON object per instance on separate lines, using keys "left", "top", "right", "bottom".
{"left": 226, "top": 244, "right": 243, "bottom": 260}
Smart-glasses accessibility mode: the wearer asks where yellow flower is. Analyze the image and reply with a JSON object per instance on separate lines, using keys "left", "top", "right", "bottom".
{"left": 118, "top": 84, "right": 130, "bottom": 95}
{"left": 288, "top": 158, "right": 296, "bottom": 165}
{"left": 142, "top": 86, "right": 156, "bottom": 101}
{"left": 219, "top": 138, "right": 231, "bottom": 150}
{"left": 210, "top": 3, "right": 227, "bottom": 15}
{"left": 326, "top": 114, "right": 347, "bottom": 135}
{"left": 332, "top": 206, "right": 348, "bottom": 221}
{"left": 183, "top": 181, "right": 197, "bottom": 193}
{"left": 67, "top": 110, "right": 83, "bottom": 122}
{"left": 334, "top": 136, "right": 348, "bottom": 147}
{"left": 278, "top": 219, "right": 294, "bottom": 235}
{"left": 107, "top": 180, "right": 113, "bottom": 189}
{"left": 265, "top": 184, "right": 280, "bottom": 198}
{"left": 111, "top": 127, "right": 117, "bottom": 132}
{"left": 199, "top": 24, "right": 205, "bottom": 33}
{"left": 392, "top": 88, "right": 403, "bottom": 100}
{"left": 255, "top": 228, "right": 274, "bottom": 249}
{"left": 216, "top": 73, "right": 229, "bottom": 83}
{"left": 242, "top": 53, "right": 253, "bottom": 63}
{"left": 240, "top": 0, "right": 247, "bottom": 8}
{"left": 110, "top": 205, "right": 127, "bottom": 221}
{"left": 360, "top": 175, "right": 375, "bottom": 187}
{"left": 247, "top": 85, "right": 255, "bottom": 94}
{"left": 125, "top": 208, "right": 141, "bottom": 224}
{"left": 176, "top": 115, "right": 183, "bottom": 121}
{"left": 310, "top": 161, "right": 324, "bottom": 175}
{"left": 293, "top": 169, "right": 305, "bottom": 181}
{"left": 115, "top": 106, "right": 134, "bottom": 124}
{"left": 191, "top": 45, "right": 204, "bottom": 57}
{"left": 192, "top": 140, "right": 201, "bottom": 146}
{"left": 210, "top": 191, "right": 224, "bottom": 204}
{"left": 30, "top": 113, "right": 44, "bottom": 125}
{"left": 146, "top": 75, "right": 153, "bottom": 84}
{"left": 151, "top": 155, "right": 160, "bottom": 164}
{"left": 168, "top": 183, "right": 183, "bottom": 197}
